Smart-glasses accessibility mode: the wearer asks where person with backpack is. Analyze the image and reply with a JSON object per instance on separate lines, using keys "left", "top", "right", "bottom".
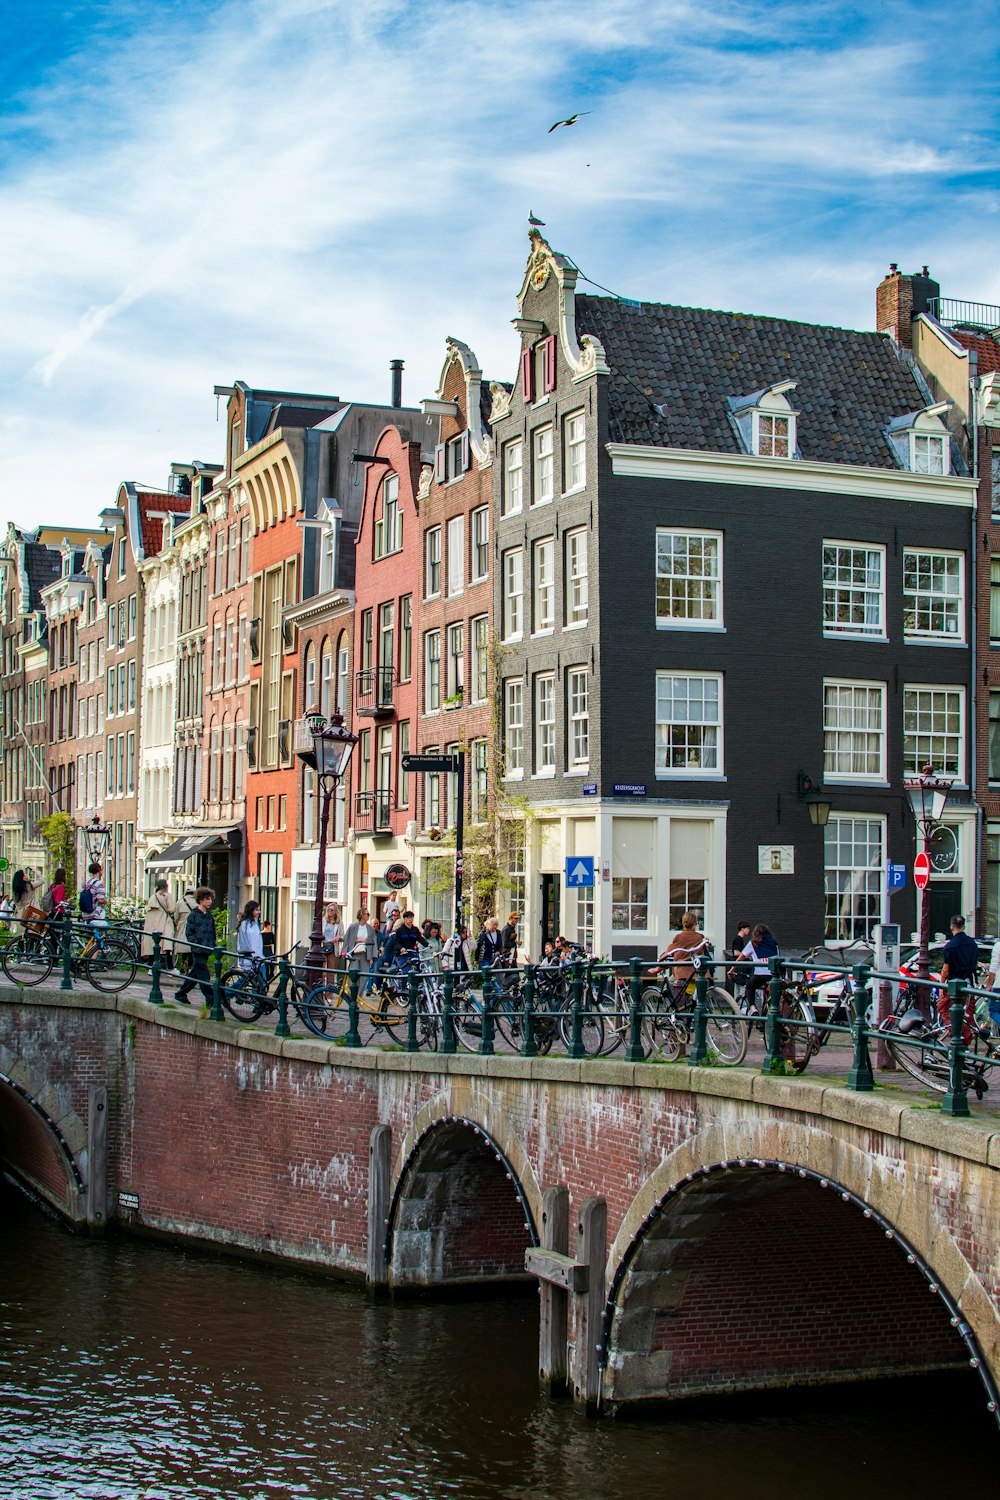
{"left": 41, "top": 868, "right": 69, "bottom": 919}
{"left": 79, "top": 863, "right": 107, "bottom": 922}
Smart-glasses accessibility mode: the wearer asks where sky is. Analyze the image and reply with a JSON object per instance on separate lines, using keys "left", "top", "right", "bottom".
{"left": 1, "top": 0, "right": 998, "bottom": 528}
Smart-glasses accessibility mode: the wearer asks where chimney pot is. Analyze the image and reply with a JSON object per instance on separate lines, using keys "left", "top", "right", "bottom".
{"left": 889, "top": 263, "right": 898, "bottom": 273}
{"left": 921, "top": 265, "right": 929, "bottom": 276}
{"left": 390, "top": 359, "right": 404, "bottom": 408}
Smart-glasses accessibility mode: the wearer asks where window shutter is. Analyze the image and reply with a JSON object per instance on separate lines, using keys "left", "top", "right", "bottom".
{"left": 460, "top": 431, "right": 471, "bottom": 472}
{"left": 435, "top": 444, "right": 446, "bottom": 482}
{"left": 544, "top": 334, "right": 557, "bottom": 392}
{"left": 521, "top": 348, "right": 534, "bottom": 403}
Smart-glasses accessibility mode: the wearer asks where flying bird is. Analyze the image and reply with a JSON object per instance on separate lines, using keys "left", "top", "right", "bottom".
{"left": 528, "top": 211, "right": 546, "bottom": 227}
{"left": 548, "top": 112, "right": 591, "bottom": 133}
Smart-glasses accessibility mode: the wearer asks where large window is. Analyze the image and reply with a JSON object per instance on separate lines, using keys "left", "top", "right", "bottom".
{"left": 563, "top": 410, "right": 586, "bottom": 492}
{"left": 533, "top": 425, "right": 554, "bottom": 506}
{"left": 424, "top": 631, "right": 441, "bottom": 713}
{"left": 397, "top": 720, "right": 410, "bottom": 809}
{"left": 991, "top": 693, "right": 1000, "bottom": 784}
{"left": 534, "top": 674, "right": 555, "bottom": 775}
{"left": 824, "top": 816, "right": 884, "bottom": 942}
{"left": 502, "top": 440, "right": 523, "bottom": 517}
{"left": 446, "top": 515, "right": 465, "bottom": 597}
{"left": 822, "top": 543, "right": 884, "bottom": 637}
{"left": 903, "top": 686, "right": 964, "bottom": 780}
{"left": 612, "top": 878, "right": 648, "bottom": 932}
{"left": 504, "top": 679, "right": 524, "bottom": 775}
{"left": 446, "top": 622, "right": 464, "bottom": 699}
{"left": 374, "top": 474, "right": 402, "bottom": 559}
{"left": 656, "top": 530, "right": 722, "bottom": 628}
{"left": 823, "top": 681, "right": 886, "bottom": 782}
{"left": 505, "top": 826, "right": 526, "bottom": 913}
{"left": 655, "top": 673, "right": 722, "bottom": 776}
{"left": 532, "top": 538, "right": 554, "bottom": 633}
{"left": 991, "top": 559, "right": 1000, "bottom": 644}
{"left": 669, "top": 879, "right": 705, "bottom": 931}
{"left": 565, "top": 528, "right": 588, "bottom": 626}
{"left": 471, "top": 506, "right": 489, "bottom": 582}
{"left": 424, "top": 527, "right": 441, "bottom": 599}
{"left": 471, "top": 615, "right": 488, "bottom": 704}
{"left": 902, "top": 550, "right": 963, "bottom": 641}
{"left": 399, "top": 594, "right": 412, "bottom": 681}
{"left": 567, "top": 667, "right": 588, "bottom": 770}
{"left": 470, "top": 738, "right": 489, "bottom": 821}
{"left": 502, "top": 549, "right": 523, "bottom": 641}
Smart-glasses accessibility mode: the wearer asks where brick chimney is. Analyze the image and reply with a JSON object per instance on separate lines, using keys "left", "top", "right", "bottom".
{"left": 876, "top": 263, "right": 941, "bottom": 348}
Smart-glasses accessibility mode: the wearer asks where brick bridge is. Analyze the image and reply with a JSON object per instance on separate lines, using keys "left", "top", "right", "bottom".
{"left": 1, "top": 985, "right": 998, "bottom": 1420}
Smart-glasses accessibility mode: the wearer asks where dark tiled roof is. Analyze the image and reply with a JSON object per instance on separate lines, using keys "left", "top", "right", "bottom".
{"left": 261, "top": 402, "right": 340, "bottom": 435}
{"left": 24, "top": 543, "right": 59, "bottom": 608}
{"left": 576, "top": 295, "right": 929, "bottom": 467}
{"left": 952, "top": 329, "right": 1000, "bottom": 375}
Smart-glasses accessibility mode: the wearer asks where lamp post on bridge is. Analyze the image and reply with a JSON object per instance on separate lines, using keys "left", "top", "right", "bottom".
{"left": 295, "top": 708, "right": 358, "bottom": 983}
{"left": 903, "top": 763, "right": 953, "bottom": 1018}
{"left": 81, "top": 814, "right": 112, "bottom": 882}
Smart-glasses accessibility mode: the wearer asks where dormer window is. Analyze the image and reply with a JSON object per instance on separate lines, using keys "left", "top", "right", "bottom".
{"left": 885, "top": 403, "right": 952, "bottom": 476}
{"left": 373, "top": 473, "right": 402, "bottom": 560}
{"left": 728, "top": 381, "right": 798, "bottom": 459}
{"left": 520, "top": 334, "right": 556, "bottom": 403}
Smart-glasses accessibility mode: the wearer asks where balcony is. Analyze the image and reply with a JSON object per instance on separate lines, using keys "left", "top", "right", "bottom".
{"left": 353, "top": 787, "right": 394, "bottom": 834}
{"left": 356, "top": 666, "right": 396, "bottom": 718}
{"left": 927, "top": 296, "right": 1000, "bottom": 334}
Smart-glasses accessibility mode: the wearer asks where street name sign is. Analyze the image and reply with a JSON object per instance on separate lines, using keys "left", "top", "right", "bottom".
{"left": 402, "top": 754, "right": 456, "bottom": 774}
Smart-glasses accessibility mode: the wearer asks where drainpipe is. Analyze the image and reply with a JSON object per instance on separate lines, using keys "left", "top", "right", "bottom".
{"left": 969, "top": 355, "right": 981, "bottom": 921}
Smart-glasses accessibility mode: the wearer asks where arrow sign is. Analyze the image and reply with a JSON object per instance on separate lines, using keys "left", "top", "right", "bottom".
{"left": 402, "top": 754, "right": 457, "bottom": 773}
{"left": 914, "top": 851, "right": 931, "bottom": 891}
{"left": 565, "top": 855, "right": 595, "bottom": 888}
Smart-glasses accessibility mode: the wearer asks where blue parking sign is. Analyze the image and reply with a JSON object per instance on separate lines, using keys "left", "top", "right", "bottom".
{"left": 565, "top": 856, "right": 595, "bottom": 888}
{"left": 887, "top": 862, "right": 906, "bottom": 892}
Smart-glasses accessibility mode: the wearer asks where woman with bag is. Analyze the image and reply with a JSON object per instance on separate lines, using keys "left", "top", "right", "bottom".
{"left": 12, "top": 869, "right": 35, "bottom": 919}
{"left": 323, "top": 902, "right": 345, "bottom": 976}
{"left": 143, "top": 880, "right": 180, "bottom": 966}
{"left": 343, "top": 907, "right": 377, "bottom": 987}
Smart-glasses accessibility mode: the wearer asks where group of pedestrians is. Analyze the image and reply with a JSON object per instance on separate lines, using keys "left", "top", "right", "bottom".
{"left": 2, "top": 862, "right": 109, "bottom": 926}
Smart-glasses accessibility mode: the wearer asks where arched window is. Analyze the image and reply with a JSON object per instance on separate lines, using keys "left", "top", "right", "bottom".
{"left": 320, "top": 637, "right": 333, "bottom": 716}
{"left": 208, "top": 718, "right": 219, "bottom": 801}
{"left": 236, "top": 607, "right": 247, "bottom": 681}
{"left": 212, "top": 614, "right": 223, "bottom": 691}
{"left": 224, "top": 609, "right": 234, "bottom": 687}
{"left": 221, "top": 715, "right": 232, "bottom": 802}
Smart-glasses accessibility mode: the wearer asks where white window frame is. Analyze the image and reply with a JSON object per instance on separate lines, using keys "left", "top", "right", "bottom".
{"left": 822, "top": 679, "right": 887, "bottom": 784}
{"left": 502, "top": 439, "right": 523, "bottom": 517}
{"left": 824, "top": 814, "right": 886, "bottom": 943}
{"left": 446, "top": 514, "right": 464, "bottom": 598}
{"left": 504, "top": 679, "right": 524, "bottom": 778}
{"left": 567, "top": 667, "right": 589, "bottom": 771}
{"left": 424, "top": 630, "right": 441, "bottom": 714}
{"left": 471, "top": 615, "right": 488, "bottom": 704}
{"left": 502, "top": 548, "right": 523, "bottom": 642}
{"left": 424, "top": 526, "right": 442, "bottom": 600}
{"left": 902, "top": 548, "right": 964, "bottom": 643}
{"left": 533, "top": 425, "right": 554, "bottom": 506}
{"left": 822, "top": 541, "right": 885, "bottom": 639}
{"left": 471, "top": 506, "right": 489, "bottom": 583}
{"left": 902, "top": 684, "right": 965, "bottom": 783}
{"left": 532, "top": 537, "right": 554, "bottom": 635}
{"left": 563, "top": 409, "right": 586, "bottom": 494}
{"left": 446, "top": 621, "right": 464, "bottom": 700}
{"left": 611, "top": 876, "right": 650, "bottom": 933}
{"left": 910, "top": 432, "right": 949, "bottom": 475}
{"left": 534, "top": 673, "right": 556, "bottom": 776}
{"left": 373, "top": 473, "right": 401, "bottom": 560}
{"left": 565, "top": 528, "right": 588, "bottom": 627}
{"left": 655, "top": 672, "right": 723, "bottom": 778}
{"left": 655, "top": 529, "right": 723, "bottom": 630}
{"left": 754, "top": 410, "right": 792, "bottom": 457}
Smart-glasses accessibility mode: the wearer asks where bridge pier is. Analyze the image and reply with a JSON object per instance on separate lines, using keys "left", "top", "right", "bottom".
{"left": 367, "top": 1124, "right": 392, "bottom": 1286}
{"left": 525, "top": 1191, "right": 607, "bottom": 1411}
{"left": 85, "top": 1085, "right": 107, "bottom": 1233}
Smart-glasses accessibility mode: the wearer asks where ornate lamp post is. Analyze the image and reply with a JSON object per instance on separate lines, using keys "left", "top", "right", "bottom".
{"left": 82, "top": 814, "right": 112, "bottom": 872}
{"left": 903, "top": 763, "right": 953, "bottom": 1017}
{"left": 296, "top": 708, "right": 358, "bottom": 981}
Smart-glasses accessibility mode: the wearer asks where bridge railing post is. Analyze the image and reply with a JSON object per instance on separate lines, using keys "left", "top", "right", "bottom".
{"left": 521, "top": 964, "right": 538, "bottom": 1058}
{"left": 60, "top": 914, "right": 74, "bottom": 991}
{"left": 210, "top": 946, "right": 225, "bottom": 1023}
{"left": 344, "top": 970, "right": 362, "bottom": 1049}
{"left": 762, "top": 956, "right": 785, "bottom": 1072}
{"left": 441, "top": 969, "right": 456, "bottom": 1055}
{"left": 689, "top": 962, "right": 710, "bottom": 1067}
{"left": 625, "top": 958, "right": 644, "bottom": 1062}
{"left": 148, "top": 930, "right": 164, "bottom": 1006}
{"left": 406, "top": 972, "right": 420, "bottom": 1053}
{"left": 478, "top": 966, "right": 496, "bottom": 1057}
{"left": 941, "top": 980, "right": 971, "bottom": 1118}
{"left": 567, "top": 960, "right": 585, "bottom": 1060}
{"left": 847, "top": 963, "right": 874, "bottom": 1092}
{"left": 275, "top": 955, "right": 292, "bottom": 1038}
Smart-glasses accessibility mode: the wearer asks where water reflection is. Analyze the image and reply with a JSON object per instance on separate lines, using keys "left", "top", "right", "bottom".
{"left": 0, "top": 1183, "right": 995, "bottom": 1500}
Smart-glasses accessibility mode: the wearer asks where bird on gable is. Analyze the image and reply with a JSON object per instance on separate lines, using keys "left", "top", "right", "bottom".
{"left": 548, "top": 112, "right": 591, "bottom": 133}
{"left": 528, "top": 211, "right": 546, "bottom": 228}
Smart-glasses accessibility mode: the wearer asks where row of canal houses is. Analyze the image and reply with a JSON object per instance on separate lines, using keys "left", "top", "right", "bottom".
{"left": 2, "top": 233, "right": 1000, "bottom": 959}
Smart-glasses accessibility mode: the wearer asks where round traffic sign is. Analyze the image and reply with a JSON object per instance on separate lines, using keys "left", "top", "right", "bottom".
{"left": 0, "top": 857, "right": 9, "bottom": 872}
{"left": 914, "top": 851, "right": 931, "bottom": 891}
{"left": 384, "top": 863, "right": 411, "bottom": 891}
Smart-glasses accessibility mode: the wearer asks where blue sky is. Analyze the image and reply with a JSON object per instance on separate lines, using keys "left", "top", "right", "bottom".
{"left": 1, "top": 0, "right": 998, "bottom": 526}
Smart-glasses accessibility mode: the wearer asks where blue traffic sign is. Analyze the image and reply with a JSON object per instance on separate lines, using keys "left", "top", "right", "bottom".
{"left": 565, "top": 856, "right": 596, "bottom": 888}
{"left": 887, "top": 862, "right": 906, "bottom": 891}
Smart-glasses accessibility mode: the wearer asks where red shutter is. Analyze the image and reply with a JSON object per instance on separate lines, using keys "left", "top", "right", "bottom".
{"left": 543, "top": 333, "right": 557, "bottom": 392}
{"left": 521, "top": 348, "right": 534, "bottom": 402}
{"left": 435, "top": 444, "right": 446, "bottom": 482}
{"left": 460, "top": 431, "right": 471, "bottom": 472}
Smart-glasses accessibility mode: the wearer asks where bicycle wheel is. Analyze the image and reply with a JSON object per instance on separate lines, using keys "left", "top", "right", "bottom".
{"left": 776, "top": 995, "right": 820, "bottom": 1074}
{"left": 83, "top": 939, "right": 136, "bottom": 993}
{"left": 879, "top": 1015, "right": 950, "bottom": 1093}
{"left": 451, "top": 985, "right": 486, "bottom": 1052}
{"left": 376, "top": 983, "right": 409, "bottom": 1044}
{"left": 297, "top": 983, "right": 350, "bottom": 1038}
{"left": 557, "top": 1001, "right": 606, "bottom": 1056}
{"left": 705, "top": 986, "right": 748, "bottom": 1066}
{"left": 220, "top": 967, "right": 266, "bottom": 1023}
{"left": 1, "top": 931, "right": 55, "bottom": 987}
{"left": 640, "top": 987, "right": 681, "bottom": 1063}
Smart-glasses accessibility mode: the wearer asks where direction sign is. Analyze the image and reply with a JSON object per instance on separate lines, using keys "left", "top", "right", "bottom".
{"left": 886, "top": 862, "right": 906, "bottom": 892}
{"left": 914, "top": 851, "right": 931, "bottom": 891}
{"left": 565, "top": 855, "right": 595, "bottom": 888}
{"left": 402, "top": 754, "right": 456, "bottom": 774}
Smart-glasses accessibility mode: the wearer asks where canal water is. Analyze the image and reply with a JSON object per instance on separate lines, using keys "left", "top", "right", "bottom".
{"left": 1, "top": 1183, "right": 996, "bottom": 1500}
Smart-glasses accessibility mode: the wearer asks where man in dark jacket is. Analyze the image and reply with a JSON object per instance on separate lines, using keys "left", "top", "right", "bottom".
{"left": 475, "top": 917, "right": 503, "bottom": 969}
{"left": 384, "top": 910, "right": 427, "bottom": 971}
{"left": 174, "top": 887, "right": 216, "bottom": 1006}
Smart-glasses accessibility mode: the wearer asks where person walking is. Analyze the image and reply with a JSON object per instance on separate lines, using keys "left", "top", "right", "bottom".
{"left": 475, "top": 916, "right": 503, "bottom": 970}
{"left": 500, "top": 912, "right": 521, "bottom": 968}
{"left": 174, "top": 887, "right": 216, "bottom": 1007}
{"left": 236, "top": 900, "right": 265, "bottom": 973}
{"left": 422, "top": 919, "right": 444, "bottom": 971}
{"left": 343, "top": 907, "right": 378, "bottom": 985}
{"left": 43, "top": 867, "right": 69, "bottom": 918}
{"left": 938, "top": 914, "right": 981, "bottom": 1032}
{"left": 442, "top": 925, "right": 473, "bottom": 972}
{"left": 12, "top": 868, "right": 35, "bottom": 920}
{"left": 323, "top": 903, "right": 345, "bottom": 975}
{"left": 143, "top": 880, "right": 180, "bottom": 966}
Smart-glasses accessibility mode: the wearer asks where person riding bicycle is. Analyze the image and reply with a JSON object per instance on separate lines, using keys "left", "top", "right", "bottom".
{"left": 736, "top": 924, "right": 779, "bottom": 1011}
{"left": 656, "top": 911, "right": 709, "bottom": 1001}
{"left": 383, "top": 910, "right": 428, "bottom": 972}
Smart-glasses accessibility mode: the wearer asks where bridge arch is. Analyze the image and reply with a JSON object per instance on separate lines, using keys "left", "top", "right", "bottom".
{"left": 386, "top": 1096, "right": 539, "bottom": 1288}
{"left": 602, "top": 1136, "right": 999, "bottom": 1419}
{"left": 0, "top": 1054, "right": 89, "bottom": 1224}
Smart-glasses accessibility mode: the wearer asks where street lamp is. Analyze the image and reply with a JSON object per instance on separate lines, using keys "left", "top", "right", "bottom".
{"left": 296, "top": 708, "right": 358, "bottom": 980}
{"left": 82, "top": 814, "right": 112, "bottom": 870}
{"left": 903, "top": 763, "right": 954, "bottom": 1016}
{"left": 796, "top": 771, "right": 832, "bottom": 828}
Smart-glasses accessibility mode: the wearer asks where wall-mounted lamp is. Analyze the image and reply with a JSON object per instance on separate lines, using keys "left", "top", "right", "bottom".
{"left": 797, "top": 771, "right": 832, "bottom": 827}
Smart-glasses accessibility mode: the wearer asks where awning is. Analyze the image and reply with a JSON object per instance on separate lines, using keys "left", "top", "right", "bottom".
{"left": 145, "top": 828, "right": 242, "bottom": 869}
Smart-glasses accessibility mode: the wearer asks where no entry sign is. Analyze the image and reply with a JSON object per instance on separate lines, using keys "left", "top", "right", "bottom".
{"left": 914, "top": 851, "right": 931, "bottom": 891}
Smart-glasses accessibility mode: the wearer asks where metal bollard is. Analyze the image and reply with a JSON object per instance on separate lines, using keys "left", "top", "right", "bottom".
{"left": 406, "top": 972, "right": 420, "bottom": 1052}
{"left": 149, "top": 930, "right": 164, "bottom": 1006}
{"left": 762, "top": 957, "right": 785, "bottom": 1072}
{"left": 345, "top": 971, "right": 361, "bottom": 1049}
{"left": 689, "top": 965, "right": 710, "bottom": 1067}
{"left": 847, "top": 963, "right": 874, "bottom": 1092}
{"left": 625, "top": 957, "right": 644, "bottom": 1062}
{"left": 275, "top": 955, "right": 292, "bottom": 1038}
{"left": 521, "top": 963, "right": 538, "bottom": 1058}
{"left": 60, "top": 914, "right": 74, "bottom": 991}
{"left": 478, "top": 966, "right": 496, "bottom": 1056}
{"left": 941, "top": 980, "right": 971, "bottom": 1118}
{"left": 211, "top": 947, "right": 225, "bottom": 1023}
{"left": 568, "top": 960, "right": 585, "bottom": 1060}
{"left": 441, "top": 969, "right": 456, "bottom": 1055}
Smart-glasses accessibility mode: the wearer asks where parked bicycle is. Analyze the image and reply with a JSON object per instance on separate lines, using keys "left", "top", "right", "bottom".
{"left": 1, "top": 914, "right": 136, "bottom": 992}
{"left": 640, "top": 955, "right": 747, "bottom": 1065}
